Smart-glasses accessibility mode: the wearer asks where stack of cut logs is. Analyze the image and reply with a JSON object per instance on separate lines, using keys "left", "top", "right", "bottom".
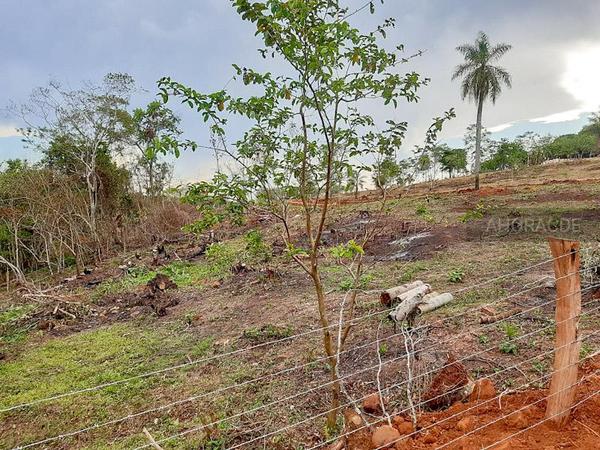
{"left": 380, "top": 280, "right": 454, "bottom": 323}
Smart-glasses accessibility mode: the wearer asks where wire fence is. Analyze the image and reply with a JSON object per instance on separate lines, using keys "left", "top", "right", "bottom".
{"left": 8, "top": 248, "right": 600, "bottom": 450}
{"left": 1, "top": 254, "right": 570, "bottom": 415}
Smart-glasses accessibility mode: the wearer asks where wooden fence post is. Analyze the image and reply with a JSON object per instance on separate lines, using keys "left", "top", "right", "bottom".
{"left": 545, "top": 237, "right": 581, "bottom": 427}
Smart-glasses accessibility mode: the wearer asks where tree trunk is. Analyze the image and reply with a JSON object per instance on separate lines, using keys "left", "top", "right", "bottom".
{"left": 148, "top": 158, "right": 155, "bottom": 196}
{"left": 474, "top": 96, "right": 484, "bottom": 190}
{"left": 311, "top": 263, "right": 340, "bottom": 431}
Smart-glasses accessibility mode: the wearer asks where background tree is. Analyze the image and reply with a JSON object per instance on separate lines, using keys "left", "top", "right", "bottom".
{"left": 439, "top": 145, "right": 467, "bottom": 178}
{"left": 542, "top": 133, "right": 598, "bottom": 160}
{"left": 581, "top": 110, "right": 600, "bottom": 151}
{"left": 158, "top": 0, "right": 453, "bottom": 430}
{"left": 15, "top": 73, "right": 135, "bottom": 252}
{"left": 125, "top": 101, "right": 195, "bottom": 196}
{"left": 481, "top": 138, "right": 528, "bottom": 171}
{"left": 344, "top": 167, "right": 365, "bottom": 198}
{"left": 372, "top": 156, "right": 401, "bottom": 195}
{"left": 452, "top": 31, "right": 512, "bottom": 190}
{"left": 463, "top": 123, "right": 494, "bottom": 163}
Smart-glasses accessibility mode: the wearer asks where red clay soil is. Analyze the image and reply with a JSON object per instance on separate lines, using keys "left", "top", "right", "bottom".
{"left": 345, "top": 357, "right": 600, "bottom": 449}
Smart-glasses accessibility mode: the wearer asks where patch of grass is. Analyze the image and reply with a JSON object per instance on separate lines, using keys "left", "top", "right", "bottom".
{"left": 499, "top": 340, "right": 518, "bottom": 355}
{"left": 445, "top": 286, "right": 506, "bottom": 314}
{"left": 399, "top": 261, "right": 428, "bottom": 283}
{"left": 499, "top": 322, "right": 520, "bottom": 339}
{"left": 0, "top": 322, "right": 216, "bottom": 448}
{"left": 378, "top": 342, "right": 388, "bottom": 356}
{"left": 93, "top": 266, "right": 155, "bottom": 298}
{"left": 415, "top": 203, "right": 434, "bottom": 222}
{"left": 531, "top": 359, "right": 548, "bottom": 375}
{"left": 244, "top": 229, "right": 272, "bottom": 263}
{"left": 580, "top": 342, "right": 594, "bottom": 360}
{"left": 0, "top": 304, "right": 36, "bottom": 344}
{"left": 339, "top": 273, "right": 374, "bottom": 292}
{"left": 242, "top": 324, "right": 293, "bottom": 343}
{"left": 190, "top": 337, "right": 215, "bottom": 358}
{"left": 1, "top": 323, "right": 171, "bottom": 410}
{"left": 459, "top": 201, "right": 487, "bottom": 223}
{"left": 447, "top": 267, "right": 465, "bottom": 283}
{"left": 94, "top": 240, "right": 245, "bottom": 298}
{"left": 498, "top": 322, "right": 520, "bottom": 355}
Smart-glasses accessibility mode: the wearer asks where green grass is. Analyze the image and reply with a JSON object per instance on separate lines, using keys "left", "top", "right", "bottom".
{"left": 242, "top": 324, "right": 293, "bottom": 343}
{"left": 0, "top": 322, "right": 217, "bottom": 449}
{"left": 94, "top": 240, "right": 246, "bottom": 298}
{"left": 0, "top": 304, "right": 35, "bottom": 344}
{"left": 443, "top": 285, "right": 507, "bottom": 315}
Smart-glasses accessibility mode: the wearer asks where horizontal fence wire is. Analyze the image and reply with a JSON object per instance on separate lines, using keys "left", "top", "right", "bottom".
{"left": 2, "top": 253, "right": 571, "bottom": 414}
{"left": 126, "top": 282, "right": 599, "bottom": 450}
{"left": 405, "top": 349, "right": 600, "bottom": 450}
{"left": 9, "top": 258, "right": 594, "bottom": 450}
{"left": 228, "top": 300, "right": 600, "bottom": 449}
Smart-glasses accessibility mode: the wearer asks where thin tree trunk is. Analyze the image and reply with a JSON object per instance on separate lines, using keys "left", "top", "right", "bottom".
{"left": 474, "top": 96, "right": 484, "bottom": 190}
{"left": 311, "top": 264, "right": 340, "bottom": 431}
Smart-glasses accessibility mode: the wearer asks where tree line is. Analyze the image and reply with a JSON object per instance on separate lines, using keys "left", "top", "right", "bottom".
{"left": 0, "top": 74, "right": 195, "bottom": 278}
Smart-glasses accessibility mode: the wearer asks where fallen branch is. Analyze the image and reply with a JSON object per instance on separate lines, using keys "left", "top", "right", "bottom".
{"left": 142, "top": 428, "right": 164, "bottom": 450}
{"left": 479, "top": 309, "right": 520, "bottom": 324}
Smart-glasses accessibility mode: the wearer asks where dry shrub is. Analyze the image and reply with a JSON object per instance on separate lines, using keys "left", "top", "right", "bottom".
{"left": 123, "top": 195, "right": 199, "bottom": 248}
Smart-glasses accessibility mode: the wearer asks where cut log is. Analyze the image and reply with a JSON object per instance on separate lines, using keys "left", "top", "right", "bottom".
{"left": 389, "top": 290, "right": 452, "bottom": 323}
{"left": 380, "top": 280, "right": 425, "bottom": 306}
{"left": 389, "top": 293, "right": 424, "bottom": 323}
{"left": 417, "top": 292, "right": 454, "bottom": 314}
{"left": 397, "top": 283, "right": 430, "bottom": 302}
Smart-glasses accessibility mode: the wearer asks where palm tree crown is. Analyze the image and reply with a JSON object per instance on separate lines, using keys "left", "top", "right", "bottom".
{"left": 452, "top": 32, "right": 512, "bottom": 104}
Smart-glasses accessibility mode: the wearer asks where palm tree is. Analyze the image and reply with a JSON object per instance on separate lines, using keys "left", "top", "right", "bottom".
{"left": 452, "top": 32, "right": 512, "bottom": 189}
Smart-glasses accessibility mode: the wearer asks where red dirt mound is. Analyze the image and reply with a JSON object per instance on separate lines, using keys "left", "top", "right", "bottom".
{"left": 345, "top": 357, "right": 600, "bottom": 449}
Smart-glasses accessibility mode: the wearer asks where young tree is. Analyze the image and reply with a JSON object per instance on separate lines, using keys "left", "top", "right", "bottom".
{"left": 481, "top": 139, "right": 527, "bottom": 171}
{"left": 438, "top": 145, "right": 467, "bottom": 178}
{"left": 581, "top": 110, "right": 600, "bottom": 151}
{"left": 157, "top": 0, "right": 452, "bottom": 429}
{"left": 344, "top": 167, "right": 365, "bottom": 198}
{"left": 372, "top": 156, "right": 401, "bottom": 195}
{"left": 452, "top": 32, "right": 512, "bottom": 190}
{"left": 464, "top": 123, "right": 494, "bottom": 165}
{"left": 14, "top": 73, "right": 135, "bottom": 252}
{"left": 125, "top": 101, "right": 195, "bottom": 196}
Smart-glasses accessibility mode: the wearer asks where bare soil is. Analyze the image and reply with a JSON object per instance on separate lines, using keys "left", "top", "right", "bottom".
{"left": 347, "top": 357, "right": 600, "bottom": 450}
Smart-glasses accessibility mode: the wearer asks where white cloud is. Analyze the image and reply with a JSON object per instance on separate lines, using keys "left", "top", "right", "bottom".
{"left": 488, "top": 122, "right": 515, "bottom": 133}
{"left": 529, "top": 44, "right": 600, "bottom": 126}
{"left": 561, "top": 43, "right": 600, "bottom": 111}
{"left": 0, "top": 125, "right": 21, "bottom": 138}
{"left": 529, "top": 109, "right": 586, "bottom": 124}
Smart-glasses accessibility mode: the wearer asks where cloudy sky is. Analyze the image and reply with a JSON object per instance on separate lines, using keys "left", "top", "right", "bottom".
{"left": 1, "top": 0, "right": 600, "bottom": 183}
